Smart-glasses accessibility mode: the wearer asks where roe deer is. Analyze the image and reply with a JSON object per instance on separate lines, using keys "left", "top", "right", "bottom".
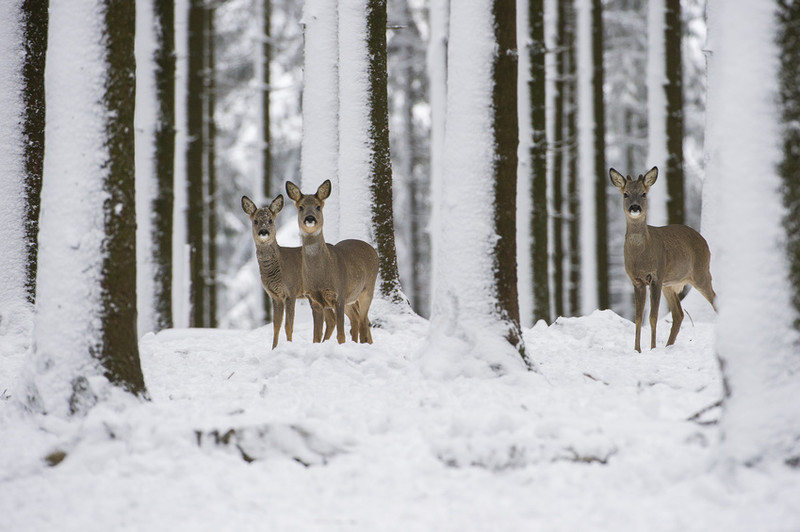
{"left": 610, "top": 167, "right": 716, "bottom": 352}
{"left": 285, "top": 179, "right": 379, "bottom": 344}
{"left": 241, "top": 194, "right": 333, "bottom": 349}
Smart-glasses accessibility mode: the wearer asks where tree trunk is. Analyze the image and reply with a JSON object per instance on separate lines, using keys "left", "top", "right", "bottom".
{"left": 592, "top": 0, "right": 609, "bottom": 310}
{"left": 152, "top": 0, "right": 175, "bottom": 331}
{"left": 565, "top": 4, "right": 580, "bottom": 317}
{"left": 366, "top": 0, "right": 404, "bottom": 303}
{"left": 779, "top": 0, "right": 800, "bottom": 332}
{"left": 187, "top": 0, "right": 206, "bottom": 327}
{"left": 261, "top": 0, "right": 272, "bottom": 324}
{"left": 206, "top": 5, "right": 218, "bottom": 328}
{"left": 528, "top": 0, "right": 550, "bottom": 324}
{"left": 31, "top": 0, "right": 146, "bottom": 416}
{"left": 552, "top": 0, "right": 567, "bottom": 318}
{"left": 707, "top": 0, "right": 800, "bottom": 468}
{"left": 664, "top": 0, "right": 684, "bottom": 225}
{"left": 21, "top": 0, "right": 48, "bottom": 305}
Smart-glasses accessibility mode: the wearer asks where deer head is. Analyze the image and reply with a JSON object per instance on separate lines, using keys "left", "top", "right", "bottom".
{"left": 241, "top": 194, "right": 284, "bottom": 245}
{"left": 285, "top": 179, "right": 331, "bottom": 236}
{"left": 610, "top": 166, "right": 658, "bottom": 221}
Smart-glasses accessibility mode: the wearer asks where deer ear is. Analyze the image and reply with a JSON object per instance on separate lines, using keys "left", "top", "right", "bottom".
{"left": 317, "top": 179, "right": 332, "bottom": 201}
{"left": 241, "top": 195, "right": 257, "bottom": 217}
{"left": 269, "top": 194, "right": 284, "bottom": 215}
{"left": 285, "top": 181, "right": 302, "bottom": 202}
{"left": 643, "top": 166, "right": 658, "bottom": 187}
{"left": 609, "top": 168, "right": 627, "bottom": 190}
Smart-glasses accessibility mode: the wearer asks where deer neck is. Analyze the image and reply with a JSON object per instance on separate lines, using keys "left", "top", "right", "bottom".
{"left": 300, "top": 229, "right": 331, "bottom": 261}
{"left": 624, "top": 215, "right": 651, "bottom": 247}
{"left": 255, "top": 240, "right": 282, "bottom": 271}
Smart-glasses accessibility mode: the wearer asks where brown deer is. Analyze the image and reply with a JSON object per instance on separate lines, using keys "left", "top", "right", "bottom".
{"left": 610, "top": 167, "right": 716, "bottom": 352}
{"left": 241, "top": 194, "right": 333, "bottom": 349}
{"left": 285, "top": 179, "right": 379, "bottom": 344}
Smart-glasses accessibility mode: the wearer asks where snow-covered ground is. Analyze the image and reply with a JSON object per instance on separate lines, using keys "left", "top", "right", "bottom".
{"left": 1, "top": 294, "right": 799, "bottom": 531}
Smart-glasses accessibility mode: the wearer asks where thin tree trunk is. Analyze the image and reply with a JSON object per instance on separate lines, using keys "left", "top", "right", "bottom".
{"left": 261, "top": 0, "right": 272, "bottom": 323}
{"left": 778, "top": 0, "right": 800, "bottom": 331}
{"left": 593, "top": 0, "right": 609, "bottom": 310}
{"left": 21, "top": 0, "right": 48, "bottom": 305}
{"left": 152, "top": 0, "right": 175, "bottom": 330}
{"left": 565, "top": 4, "right": 580, "bottom": 316}
{"left": 366, "top": 0, "right": 404, "bottom": 303}
{"left": 664, "top": 0, "right": 684, "bottom": 225}
{"left": 206, "top": 4, "right": 217, "bottom": 328}
{"left": 529, "top": 0, "right": 550, "bottom": 324}
{"left": 493, "top": 0, "right": 528, "bottom": 363}
{"left": 187, "top": 0, "right": 206, "bottom": 327}
{"left": 552, "top": 0, "right": 567, "bottom": 319}
{"left": 99, "top": 0, "right": 146, "bottom": 395}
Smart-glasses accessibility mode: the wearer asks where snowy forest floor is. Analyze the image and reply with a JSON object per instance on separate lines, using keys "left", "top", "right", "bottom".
{"left": 1, "top": 294, "right": 799, "bottom": 531}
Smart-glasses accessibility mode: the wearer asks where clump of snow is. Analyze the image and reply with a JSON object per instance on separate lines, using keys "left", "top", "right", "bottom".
{"left": 2, "top": 304, "right": 798, "bottom": 530}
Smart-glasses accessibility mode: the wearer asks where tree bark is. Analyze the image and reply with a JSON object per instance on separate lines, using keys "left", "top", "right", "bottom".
{"left": 664, "top": 0, "right": 684, "bottom": 225}
{"left": 529, "top": 0, "right": 550, "bottom": 324}
{"left": 261, "top": 0, "right": 273, "bottom": 324}
{"left": 592, "top": 0, "right": 609, "bottom": 310}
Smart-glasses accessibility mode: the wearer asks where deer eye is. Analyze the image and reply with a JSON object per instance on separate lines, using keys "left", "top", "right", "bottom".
{"left": 623, "top": 193, "right": 629, "bottom": 198}
{"left": 641, "top": 193, "right": 647, "bottom": 199}
{"left": 299, "top": 206, "right": 304, "bottom": 212}
{"left": 315, "top": 206, "right": 321, "bottom": 211}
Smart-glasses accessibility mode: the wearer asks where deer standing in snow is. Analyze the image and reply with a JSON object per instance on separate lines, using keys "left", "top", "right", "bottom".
{"left": 610, "top": 167, "right": 716, "bottom": 352}
{"left": 285, "top": 179, "right": 379, "bottom": 344}
{"left": 241, "top": 194, "right": 333, "bottom": 349}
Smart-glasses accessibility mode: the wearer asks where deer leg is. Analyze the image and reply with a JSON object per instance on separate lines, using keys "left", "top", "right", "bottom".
{"left": 308, "top": 297, "right": 324, "bottom": 343}
{"left": 335, "top": 299, "right": 347, "bottom": 344}
{"left": 285, "top": 297, "right": 296, "bottom": 343}
{"left": 633, "top": 280, "right": 646, "bottom": 353}
{"left": 663, "top": 287, "right": 684, "bottom": 346}
{"left": 322, "top": 309, "right": 335, "bottom": 341}
{"left": 345, "top": 303, "right": 360, "bottom": 342}
{"left": 271, "top": 298, "right": 284, "bottom": 350}
{"left": 356, "top": 290, "right": 373, "bottom": 344}
{"left": 648, "top": 277, "right": 662, "bottom": 349}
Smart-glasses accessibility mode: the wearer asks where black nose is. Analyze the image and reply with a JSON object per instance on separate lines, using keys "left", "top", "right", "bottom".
{"left": 258, "top": 229, "right": 269, "bottom": 237}
{"left": 629, "top": 205, "right": 641, "bottom": 214}
{"left": 304, "top": 216, "right": 316, "bottom": 225}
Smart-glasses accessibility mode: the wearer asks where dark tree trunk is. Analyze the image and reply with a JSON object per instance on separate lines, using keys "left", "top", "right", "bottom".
{"left": 206, "top": 5, "right": 218, "bottom": 328}
{"left": 552, "top": 0, "right": 567, "bottom": 319}
{"left": 529, "top": 0, "right": 550, "bottom": 324}
{"left": 152, "top": 0, "right": 175, "bottom": 331}
{"left": 366, "top": 0, "right": 404, "bottom": 303}
{"left": 99, "top": 0, "right": 146, "bottom": 395}
{"left": 187, "top": 0, "right": 206, "bottom": 327}
{"left": 778, "top": 0, "right": 800, "bottom": 330}
{"left": 565, "top": 5, "right": 580, "bottom": 316}
{"left": 20, "top": 0, "right": 48, "bottom": 305}
{"left": 593, "top": 0, "right": 609, "bottom": 310}
{"left": 664, "top": 0, "right": 684, "bottom": 225}
{"left": 492, "top": 0, "right": 529, "bottom": 365}
{"left": 262, "top": 0, "right": 273, "bottom": 323}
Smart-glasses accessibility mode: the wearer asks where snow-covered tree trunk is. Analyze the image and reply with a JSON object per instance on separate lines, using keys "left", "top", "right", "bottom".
{"left": 136, "top": 0, "right": 175, "bottom": 335}
{"left": 29, "top": 0, "right": 146, "bottom": 416}
{"left": 428, "top": 0, "right": 530, "bottom": 373}
{"left": 427, "top": 0, "right": 448, "bottom": 318}
{"left": 338, "top": 0, "right": 404, "bottom": 303}
{"left": 705, "top": 0, "right": 800, "bottom": 468}
{"left": 301, "top": 0, "right": 340, "bottom": 243}
{"left": 0, "top": 0, "right": 46, "bottom": 340}
{"left": 777, "top": 0, "right": 800, "bottom": 333}
{"left": 646, "top": 0, "right": 667, "bottom": 226}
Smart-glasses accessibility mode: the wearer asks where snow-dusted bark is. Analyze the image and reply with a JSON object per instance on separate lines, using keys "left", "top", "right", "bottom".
{"left": 705, "top": 0, "right": 800, "bottom": 468}
{"left": 28, "top": 0, "right": 145, "bottom": 417}
{"left": 0, "top": 1, "right": 33, "bottom": 339}
{"left": 576, "top": 0, "right": 597, "bottom": 314}
{"left": 136, "top": 0, "right": 176, "bottom": 335}
{"left": 645, "top": 0, "right": 667, "bottom": 227}
{"left": 427, "top": 0, "right": 529, "bottom": 374}
{"left": 301, "top": 0, "right": 340, "bottom": 243}
{"left": 427, "top": 0, "right": 448, "bottom": 318}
